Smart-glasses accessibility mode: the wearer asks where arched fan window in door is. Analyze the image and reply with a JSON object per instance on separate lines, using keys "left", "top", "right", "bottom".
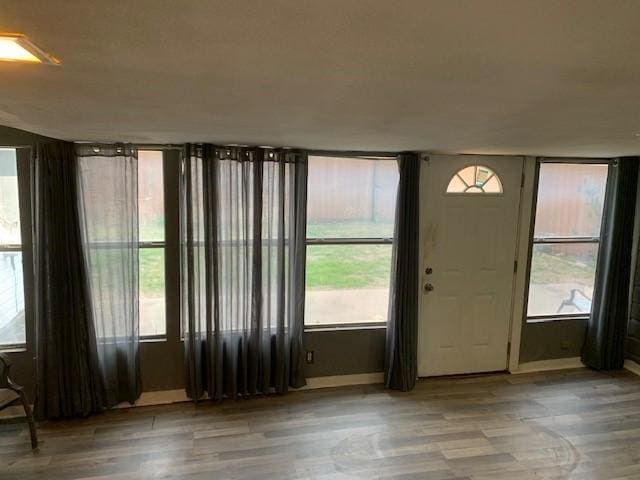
{"left": 446, "top": 165, "right": 503, "bottom": 194}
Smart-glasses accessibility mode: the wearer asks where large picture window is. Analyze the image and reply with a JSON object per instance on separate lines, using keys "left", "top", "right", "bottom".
{"left": 305, "top": 156, "right": 399, "bottom": 327}
{"left": 526, "top": 162, "right": 608, "bottom": 321}
{"left": 0, "top": 148, "right": 25, "bottom": 346}
{"left": 138, "top": 150, "right": 166, "bottom": 337}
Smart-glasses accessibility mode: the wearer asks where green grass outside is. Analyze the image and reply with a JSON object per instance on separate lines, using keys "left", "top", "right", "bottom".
{"left": 139, "top": 248, "right": 165, "bottom": 297}
{"left": 530, "top": 247, "right": 597, "bottom": 286}
{"left": 306, "top": 221, "right": 394, "bottom": 290}
{"left": 136, "top": 221, "right": 395, "bottom": 294}
{"left": 135, "top": 244, "right": 597, "bottom": 295}
{"left": 306, "top": 221, "right": 394, "bottom": 239}
{"left": 136, "top": 220, "right": 598, "bottom": 296}
{"left": 306, "top": 244, "right": 391, "bottom": 290}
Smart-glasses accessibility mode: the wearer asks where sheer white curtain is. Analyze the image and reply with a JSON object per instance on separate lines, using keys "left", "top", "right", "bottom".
{"left": 76, "top": 144, "right": 141, "bottom": 405}
{"left": 182, "top": 145, "right": 307, "bottom": 400}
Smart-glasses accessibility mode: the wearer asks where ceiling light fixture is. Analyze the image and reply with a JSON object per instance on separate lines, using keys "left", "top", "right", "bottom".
{"left": 0, "top": 33, "right": 60, "bottom": 65}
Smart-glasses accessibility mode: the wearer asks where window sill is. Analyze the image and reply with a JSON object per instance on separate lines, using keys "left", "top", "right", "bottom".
{"left": 140, "top": 336, "right": 167, "bottom": 343}
{"left": 0, "top": 346, "right": 27, "bottom": 353}
{"left": 304, "top": 324, "right": 386, "bottom": 333}
{"left": 527, "top": 315, "right": 589, "bottom": 324}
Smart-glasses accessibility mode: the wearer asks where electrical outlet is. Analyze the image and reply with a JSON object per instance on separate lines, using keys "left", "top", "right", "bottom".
{"left": 560, "top": 341, "right": 570, "bottom": 350}
{"left": 306, "top": 351, "right": 314, "bottom": 364}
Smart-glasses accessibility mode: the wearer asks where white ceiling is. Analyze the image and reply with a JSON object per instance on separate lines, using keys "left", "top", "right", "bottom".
{"left": 2, "top": 0, "right": 640, "bottom": 157}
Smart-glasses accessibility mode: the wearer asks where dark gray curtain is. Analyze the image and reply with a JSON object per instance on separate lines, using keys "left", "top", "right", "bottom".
{"left": 181, "top": 145, "right": 307, "bottom": 401}
{"left": 627, "top": 181, "right": 640, "bottom": 361}
{"left": 76, "top": 144, "right": 141, "bottom": 405}
{"left": 583, "top": 157, "right": 639, "bottom": 369}
{"left": 33, "top": 142, "right": 106, "bottom": 418}
{"left": 385, "top": 153, "right": 421, "bottom": 391}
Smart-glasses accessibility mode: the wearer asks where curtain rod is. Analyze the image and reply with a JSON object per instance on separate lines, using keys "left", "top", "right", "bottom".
{"left": 126, "top": 145, "right": 403, "bottom": 158}
{"left": 15, "top": 142, "right": 618, "bottom": 161}
{"left": 73, "top": 142, "right": 422, "bottom": 159}
{"left": 306, "top": 149, "right": 400, "bottom": 158}
{"left": 74, "top": 142, "right": 184, "bottom": 151}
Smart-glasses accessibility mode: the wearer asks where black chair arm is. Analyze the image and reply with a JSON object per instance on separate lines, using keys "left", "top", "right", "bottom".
{"left": 0, "top": 352, "right": 21, "bottom": 392}
{"left": 0, "top": 352, "right": 11, "bottom": 369}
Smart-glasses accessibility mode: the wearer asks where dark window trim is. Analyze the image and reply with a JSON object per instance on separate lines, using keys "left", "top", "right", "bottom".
{"left": 523, "top": 159, "right": 609, "bottom": 324}
{"left": 0, "top": 147, "right": 31, "bottom": 351}
{"left": 138, "top": 149, "right": 168, "bottom": 340}
{"left": 307, "top": 150, "right": 398, "bottom": 160}
{"left": 0, "top": 245, "right": 25, "bottom": 348}
{"left": 538, "top": 158, "right": 615, "bottom": 165}
{"left": 304, "top": 323, "right": 387, "bottom": 332}
{"left": 306, "top": 237, "right": 393, "bottom": 245}
{"left": 304, "top": 237, "right": 394, "bottom": 330}
{"left": 139, "top": 241, "right": 165, "bottom": 248}
{"left": 532, "top": 237, "right": 600, "bottom": 244}
{"left": 304, "top": 154, "right": 397, "bottom": 331}
{"left": 527, "top": 314, "right": 590, "bottom": 323}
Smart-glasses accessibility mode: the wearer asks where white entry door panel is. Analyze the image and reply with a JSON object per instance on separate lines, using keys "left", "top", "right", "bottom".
{"left": 418, "top": 155, "right": 523, "bottom": 377}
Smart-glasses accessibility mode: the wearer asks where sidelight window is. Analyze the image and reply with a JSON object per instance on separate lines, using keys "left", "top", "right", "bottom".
{"left": 138, "top": 150, "right": 167, "bottom": 337}
{"left": 0, "top": 148, "right": 25, "bottom": 346}
{"left": 526, "top": 162, "right": 608, "bottom": 321}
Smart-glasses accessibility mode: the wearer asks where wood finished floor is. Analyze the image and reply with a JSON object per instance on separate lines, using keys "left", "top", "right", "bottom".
{"left": 2, "top": 369, "right": 640, "bottom": 479}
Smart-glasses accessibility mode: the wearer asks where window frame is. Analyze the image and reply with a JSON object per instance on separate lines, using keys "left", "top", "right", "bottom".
{"left": 138, "top": 240, "right": 167, "bottom": 341}
{"left": 0, "top": 242, "right": 25, "bottom": 348}
{"left": 304, "top": 154, "right": 397, "bottom": 331}
{"left": 445, "top": 164, "right": 504, "bottom": 195}
{"left": 523, "top": 158, "right": 611, "bottom": 323}
{"left": 0, "top": 146, "right": 31, "bottom": 351}
{"left": 138, "top": 149, "right": 168, "bottom": 341}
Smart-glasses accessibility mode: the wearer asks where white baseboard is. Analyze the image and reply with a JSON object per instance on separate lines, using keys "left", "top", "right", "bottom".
{"left": 1, "top": 373, "right": 385, "bottom": 417}
{"left": 113, "top": 372, "right": 385, "bottom": 409}
{"left": 624, "top": 359, "right": 640, "bottom": 376}
{"left": 512, "top": 357, "right": 584, "bottom": 374}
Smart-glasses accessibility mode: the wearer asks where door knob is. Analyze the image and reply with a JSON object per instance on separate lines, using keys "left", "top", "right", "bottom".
{"left": 424, "top": 283, "right": 434, "bottom": 292}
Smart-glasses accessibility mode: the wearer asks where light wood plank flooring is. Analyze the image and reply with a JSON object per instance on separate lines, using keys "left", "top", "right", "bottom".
{"left": 2, "top": 369, "right": 640, "bottom": 479}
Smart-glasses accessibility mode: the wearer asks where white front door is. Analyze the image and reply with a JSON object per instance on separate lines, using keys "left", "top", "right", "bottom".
{"left": 418, "top": 155, "right": 523, "bottom": 377}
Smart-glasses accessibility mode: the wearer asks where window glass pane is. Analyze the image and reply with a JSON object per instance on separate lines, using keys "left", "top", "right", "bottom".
{"left": 307, "top": 156, "right": 399, "bottom": 238}
{"left": 458, "top": 166, "right": 475, "bottom": 187}
{"left": 447, "top": 165, "right": 503, "bottom": 194}
{"left": 527, "top": 243, "right": 598, "bottom": 317}
{"left": 447, "top": 175, "right": 467, "bottom": 193}
{"left": 0, "top": 148, "right": 21, "bottom": 245}
{"left": 0, "top": 252, "right": 25, "bottom": 345}
{"left": 534, "top": 163, "right": 608, "bottom": 238}
{"left": 139, "top": 150, "right": 164, "bottom": 242}
{"left": 139, "top": 248, "right": 166, "bottom": 336}
{"left": 484, "top": 175, "right": 502, "bottom": 193}
{"left": 305, "top": 244, "right": 391, "bottom": 326}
